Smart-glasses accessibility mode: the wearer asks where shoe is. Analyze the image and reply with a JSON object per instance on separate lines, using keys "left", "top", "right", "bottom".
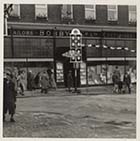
{"left": 10, "top": 118, "right": 15, "bottom": 122}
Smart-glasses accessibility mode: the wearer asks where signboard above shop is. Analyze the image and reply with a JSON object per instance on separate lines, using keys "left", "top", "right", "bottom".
{"left": 7, "top": 28, "right": 136, "bottom": 38}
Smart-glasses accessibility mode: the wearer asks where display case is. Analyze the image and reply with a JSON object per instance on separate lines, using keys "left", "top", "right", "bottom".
{"left": 80, "top": 62, "right": 86, "bottom": 85}
{"left": 56, "top": 62, "right": 64, "bottom": 83}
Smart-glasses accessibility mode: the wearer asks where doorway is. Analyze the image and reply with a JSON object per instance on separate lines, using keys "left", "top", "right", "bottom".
{"left": 55, "top": 47, "right": 80, "bottom": 88}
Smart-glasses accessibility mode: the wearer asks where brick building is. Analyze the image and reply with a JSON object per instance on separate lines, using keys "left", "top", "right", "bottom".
{"left": 4, "top": 4, "right": 136, "bottom": 88}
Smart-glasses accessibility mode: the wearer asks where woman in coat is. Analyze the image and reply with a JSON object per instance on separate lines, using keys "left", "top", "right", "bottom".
{"left": 112, "top": 72, "right": 120, "bottom": 93}
{"left": 17, "top": 70, "right": 26, "bottom": 95}
{"left": 40, "top": 71, "right": 50, "bottom": 94}
{"left": 47, "top": 69, "right": 57, "bottom": 90}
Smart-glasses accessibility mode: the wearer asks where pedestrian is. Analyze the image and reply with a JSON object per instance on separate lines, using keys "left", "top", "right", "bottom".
{"left": 27, "top": 70, "right": 34, "bottom": 91}
{"left": 47, "top": 69, "right": 57, "bottom": 90}
{"left": 40, "top": 71, "right": 49, "bottom": 94}
{"left": 67, "top": 70, "right": 73, "bottom": 92}
{"left": 118, "top": 80, "right": 123, "bottom": 94}
{"left": 17, "top": 70, "right": 26, "bottom": 95}
{"left": 34, "top": 72, "right": 41, "bottom": 89}
{"left": 112, "top": 72, "right": 118, "bottom": 93}
{"left": 114, "top": 66, "right": 121, "bottom": 80}
{"left": 112, "top": 66, "right": 121, "bottom": 93}
{"left": 123, "top": 72, "right": 131, "bottom": 94}
{"left": 3, "top": 71, "right": 17, "bottom": 122}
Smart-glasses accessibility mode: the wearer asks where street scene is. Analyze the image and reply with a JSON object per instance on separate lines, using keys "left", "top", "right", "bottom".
{"left": 3, "top": 3, "right": 136, "bottom": 138}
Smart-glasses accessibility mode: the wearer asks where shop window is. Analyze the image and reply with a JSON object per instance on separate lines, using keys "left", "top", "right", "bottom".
{"left": 107, "top": 5, "right": 118, "bottom": 21}
{"left": 61, "top": 5, "right": 73, "bottom": 20}
{"left": 85, "top": 5, "right": 96, "bottom": 20}
{"left": 9, "top": 4, "right": 20, "bottom": 18}
{"left": 127, "top": 67, "right": 136, "bottom": 84}
{"left": 128, "top": 6, "right": 136, "bottom": 23}
{"left": 88, "top": 65, "right": 107, "bottom": 85}
{"left": 56, "top": 62, "right": 64, "bottom": 83}
{"left": 107, "top": 65, "right": 124, "bottom": 84}
{"left": 35, "top": 4, "right": 48, "bottom": 19}
{"left": 80, "top": 62, "right": 86, "bottom": 85}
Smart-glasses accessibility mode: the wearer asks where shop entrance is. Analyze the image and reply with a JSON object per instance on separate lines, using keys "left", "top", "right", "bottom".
{"left": 63, "top": 61, "right": 80, "bottom": 88}
{"left": 55, "top": 47, "right": 80, "bottom": 88}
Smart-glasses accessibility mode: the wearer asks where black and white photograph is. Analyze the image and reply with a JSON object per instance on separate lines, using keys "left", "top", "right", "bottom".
{"left": 1, "top": 0, "right": 138, "bottom": 140}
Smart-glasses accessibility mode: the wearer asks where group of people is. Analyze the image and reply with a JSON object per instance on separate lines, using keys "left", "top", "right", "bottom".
{"left": 27, "top": 69, "right": 57, "bottom": 94}
{"left": 39, "top": 69, "right": 57, "bottom": 94}
{"left": 112, "top": 66, "right": 131, "bottom": 94}
{"left": 3, "top": 68, "right": 57, "bottom": 122}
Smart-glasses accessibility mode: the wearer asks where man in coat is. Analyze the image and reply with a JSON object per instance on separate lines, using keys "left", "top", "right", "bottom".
{"left": 40, "top": 71, "right": 49, "bottom": 94}
{"left": 112, "top": 66, "right": 121, "bottom": 93}
{"left": 3, "top": 71, "right": 16, "bottom": 122}
{"left": 123, "top": 72, "right": 131, "bottom": 94}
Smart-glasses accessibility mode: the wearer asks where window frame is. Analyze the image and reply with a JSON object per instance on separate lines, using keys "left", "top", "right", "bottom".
{"left": 9, "top": 4, "right": 20, "bottom": 18}
{"left": 128, "top": 5, "right": 136, "bottom": 23}
{"left": 107, "top": 5, "right": 118, "bottom": 21}
{"left": 61, "top": 4, "right": 73, "bottom": 20}
{"left": 35, "top": 4, "right": 48, "bottom": 20}
{"left": 85, "top": 5, "right": 96, "bottom": 20}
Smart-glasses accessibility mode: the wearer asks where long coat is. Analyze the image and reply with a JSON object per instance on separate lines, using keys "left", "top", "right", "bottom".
{"left": 17, "top": 73, "right": 26, "bottom": 91}
{"left": 40, "top": 72, "right": 50, "bottom": 89}
{"left": 3, "top": 78, "right": 16, "bottom": 115}
{"left": 112, "top": 71, "right": 120, "bottom": 85}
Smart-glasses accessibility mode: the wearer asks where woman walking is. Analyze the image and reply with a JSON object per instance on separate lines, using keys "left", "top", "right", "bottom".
{"left": 40, "top": 71, "right": 50, "bottom": 94}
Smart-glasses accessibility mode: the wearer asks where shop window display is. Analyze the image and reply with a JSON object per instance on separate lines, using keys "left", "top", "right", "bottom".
{"left": 126, "top": 66, "right": 136, "bottom": 84}
{"left": 130, "top": 69, "right": 136, "bottom": 84}
{"left": 87, "top": 65, "right": 107, "bottom": 85}
{"left": 80, "top": 62, "right": 86, "bottom": 85}
{"left": 56, "top": 62, "right": 64, "bottom": 82}
{"left": 81, "top": 63, "right": 136, "bottom": 86}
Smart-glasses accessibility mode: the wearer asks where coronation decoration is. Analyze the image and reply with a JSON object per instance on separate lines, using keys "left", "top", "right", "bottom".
{"left": 87, "top": 44, "right": 136, "bottom": 53}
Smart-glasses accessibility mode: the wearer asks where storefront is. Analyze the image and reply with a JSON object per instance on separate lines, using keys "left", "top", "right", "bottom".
{"left": 4, "top": 23, "right": 136, "bottom": 88}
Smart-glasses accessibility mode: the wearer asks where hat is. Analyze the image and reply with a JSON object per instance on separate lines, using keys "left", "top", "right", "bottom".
{"left": 4, "top": 70, "right": 11, "bottom": 75}
{"left": 4, "top": 70, "right": 12, "bottom": 78}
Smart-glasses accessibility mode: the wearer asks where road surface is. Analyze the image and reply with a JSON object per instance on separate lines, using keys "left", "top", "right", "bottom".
{"left": 3, "top": 90, "right": 136, "bottom": 138}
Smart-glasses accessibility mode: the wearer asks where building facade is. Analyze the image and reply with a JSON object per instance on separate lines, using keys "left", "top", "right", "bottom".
{"left": 4, "top": 4, "right": 137, "bottom": 88}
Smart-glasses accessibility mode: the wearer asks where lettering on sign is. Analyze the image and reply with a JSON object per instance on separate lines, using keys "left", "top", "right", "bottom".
{"left": 8, "top": 29, "right": 136, "bottom": 38}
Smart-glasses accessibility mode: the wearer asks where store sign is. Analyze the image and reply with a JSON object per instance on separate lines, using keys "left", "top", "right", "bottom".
{"left": 7, "top": 28, "right": 136, "bottom": 38}
{"left": 8, "top": 29, "right": 101, "bottom": 37}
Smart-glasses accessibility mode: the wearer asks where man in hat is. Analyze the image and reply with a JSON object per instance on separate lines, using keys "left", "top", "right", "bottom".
{"left": 3, "top": 71, "right": 16, "bottom": 122}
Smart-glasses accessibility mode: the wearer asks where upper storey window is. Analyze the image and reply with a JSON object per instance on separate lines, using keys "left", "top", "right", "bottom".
{"left": 129, "top": 6, "right": 136, "bottom": 23}
{"left": 61, "top": 5, "right": 73, "bottom": 19}
{"left": 107, "top": 5, "right": 118, "bottom": 21}
{"left": 9, "top": 4, "right": 20, "bottom": 17}
{"left": 85, "top": 5, "right": 96, "bottom": 20}
{"left": 35, "top": 4, "right": 48, "bottom": 19}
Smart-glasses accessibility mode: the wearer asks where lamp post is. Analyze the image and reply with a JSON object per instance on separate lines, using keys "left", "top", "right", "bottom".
{"left": 70, "top": 28, "right": 82, "bottom": 93}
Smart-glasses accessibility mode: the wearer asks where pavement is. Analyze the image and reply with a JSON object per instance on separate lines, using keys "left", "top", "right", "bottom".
{"left": 17, "top": 85, "right": 136, "bottom": 98}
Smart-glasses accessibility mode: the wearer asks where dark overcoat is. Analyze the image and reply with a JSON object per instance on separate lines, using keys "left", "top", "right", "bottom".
{"left": 3, "top": 78, "right": 16, "bottom": 115}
